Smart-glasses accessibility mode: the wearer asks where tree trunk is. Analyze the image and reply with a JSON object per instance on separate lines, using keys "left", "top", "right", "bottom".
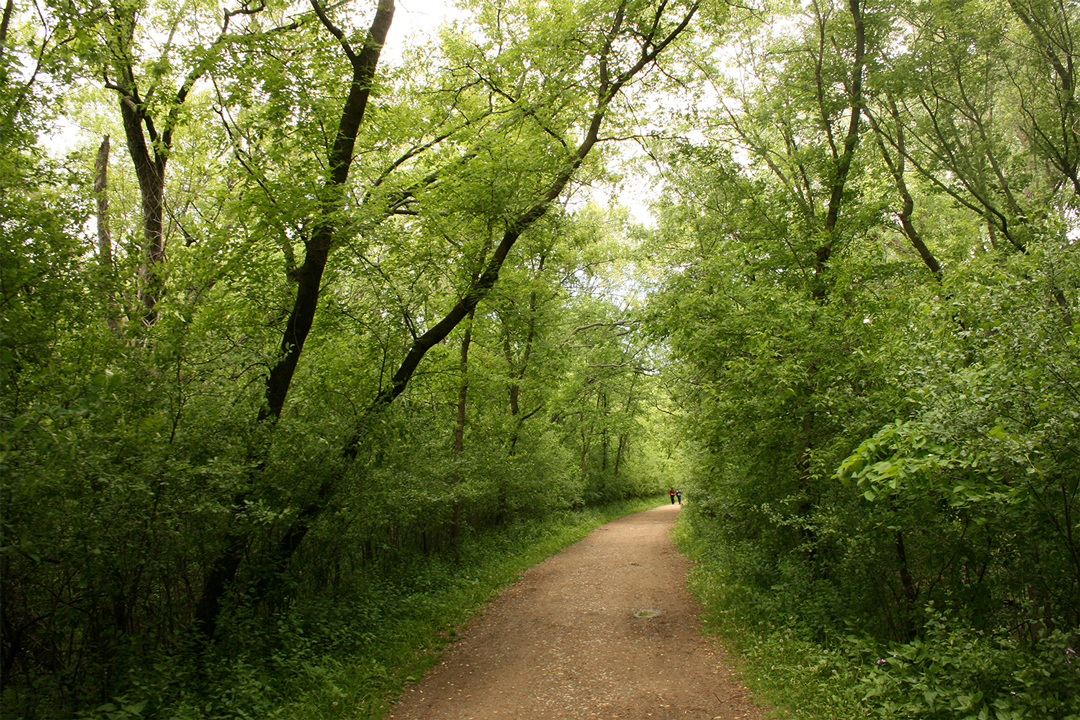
{"left": 94, "top": 136, "right": 113, "bottom": 266}
{"left": 505, "top": 253, "right": 545, "bottom": 454}
{"left": 451, "top": 309, "right": 476, "bottom": 535}
{"left": 865, "top": 99, "right": 942, "bottom": 279}
{"left": 813, "top": 0, "right": 865, "bottom": 283}
{"left": 94, "top": 135, "right": 121, "bottom": 333}
{"left": 579, "top": 427, "right": 591, "bottom": 475}
{"left": 454, "top": 314, "right": 473, "bottom": 463}
{"left": 116, "top": 93, "right": 167, "bottom": 326}
{"left": 194, "top": 0, "right": 396, "bottom": 639}
{"left": 260, "top": 0, "right": 396, "bottom": 422}
{"left": 613, "top": 434, "right": 627, "bottom": 479}
{"left": 600, "top": 391, "right": 608, "bottom": 472}
{"left": 895, "top": 530, "right": 919, "bottom": 640}
{"left": 798, "top": 0, "right": 866, "bottom": 525}
{"left": 0, "top": 0, "right": 13, "bottom": 58}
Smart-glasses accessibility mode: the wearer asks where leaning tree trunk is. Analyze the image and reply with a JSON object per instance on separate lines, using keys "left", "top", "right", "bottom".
{"left": 194, "top": 0, "right": 396, "bottom": 641}
{"left": 197, "top": 0, "right": 701, "bottom": 639}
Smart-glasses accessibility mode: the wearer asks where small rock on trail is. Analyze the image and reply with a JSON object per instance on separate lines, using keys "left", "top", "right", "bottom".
{"left": 385, "top": 502, "right": 768, "bottom": 720}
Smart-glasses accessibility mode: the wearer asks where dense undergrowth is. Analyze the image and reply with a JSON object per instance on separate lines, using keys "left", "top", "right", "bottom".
{"left": 5, "top": 496, "right": 663, "bottom": 720}
{"left": 645, "top": 0, "right": 1080, "bottom": 715}
{"left": 6, "top": 0, "right": 1080, "bottom": 718}
{"left": 676, "top": 515, "right": 1080, "bottom": 720}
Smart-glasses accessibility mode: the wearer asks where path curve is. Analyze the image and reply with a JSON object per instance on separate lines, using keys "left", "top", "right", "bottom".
{"left": 385, "top": 502, "right": 767, "bottom": 720}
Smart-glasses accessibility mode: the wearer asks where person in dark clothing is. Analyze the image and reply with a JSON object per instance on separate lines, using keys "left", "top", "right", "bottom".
{"left": 669, "top": 488, "right": 677, "bottom": 504}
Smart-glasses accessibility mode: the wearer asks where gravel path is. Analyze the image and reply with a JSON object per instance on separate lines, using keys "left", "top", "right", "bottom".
{"left": 385, "top": 502, "right": 768, "bottom": 720}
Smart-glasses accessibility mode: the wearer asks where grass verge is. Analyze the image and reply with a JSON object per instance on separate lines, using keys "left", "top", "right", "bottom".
{"left": 263, "top": 496, "right": 668, "bottom": 720}
{"left": 672, "top": 517, "right": 1080, "bottom": 720}
{"left": 58, "top": 496, "right": 665, "bottom": 720}
{"left": 672, "top": 517, "right": 870, "bottom": 720}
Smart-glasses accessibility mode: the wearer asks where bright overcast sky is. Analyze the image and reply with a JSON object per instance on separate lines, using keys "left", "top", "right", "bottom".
{"left": 385, "top": 0, "right": 456, "bottom": 48}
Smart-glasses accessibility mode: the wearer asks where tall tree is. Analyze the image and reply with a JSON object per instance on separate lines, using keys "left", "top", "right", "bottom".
{"left": 75, "top": 0, "right": 269, "bottom": 324}
{"left": 193, "top": 0, "right": 700, "bottom": 637}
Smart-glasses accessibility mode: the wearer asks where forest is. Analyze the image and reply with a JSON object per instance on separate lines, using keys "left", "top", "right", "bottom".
{"left": 1, "top": 0, "right": 1078, "bottom": 717}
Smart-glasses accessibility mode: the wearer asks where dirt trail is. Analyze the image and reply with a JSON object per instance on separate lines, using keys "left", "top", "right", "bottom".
{"left": 385, "top": 502, "right": 768, "bottom": 720}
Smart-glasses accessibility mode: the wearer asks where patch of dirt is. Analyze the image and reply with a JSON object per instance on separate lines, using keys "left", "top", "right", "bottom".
{"left": 384, "top": 503, "right": 769, "bottom": 720}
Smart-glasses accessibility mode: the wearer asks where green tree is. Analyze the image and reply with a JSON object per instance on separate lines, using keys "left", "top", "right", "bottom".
{"left": 647, "top": 0, "right": 1078, "bottom": 713}
{"left": 2, "top": 0, "right": 701, "bottom": 712}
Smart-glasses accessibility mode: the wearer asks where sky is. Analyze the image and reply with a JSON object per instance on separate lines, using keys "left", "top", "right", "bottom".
{"left": 385, "top": 0, "right": 456, "bottom": 49}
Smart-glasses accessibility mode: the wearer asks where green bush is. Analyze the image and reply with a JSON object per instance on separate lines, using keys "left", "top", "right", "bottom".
{"left": 7, "top": 496, "right": 663, "bottom": 720}
{"left": 677, "top": 512, "right": 1080, "bottom": 720}
{"left": 862, "top": 614, "right": 1080, "bottom": 720}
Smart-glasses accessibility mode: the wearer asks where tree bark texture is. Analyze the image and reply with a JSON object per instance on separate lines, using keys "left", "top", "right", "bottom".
{"left": 94, "top": 135, "right": 122, "bottom": 333}
{"left": 116, "top": 92, "right": 167, "bottom": 325}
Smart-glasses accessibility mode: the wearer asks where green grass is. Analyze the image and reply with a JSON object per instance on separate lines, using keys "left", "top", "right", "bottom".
{"left": 672, "top": 518, "right": 871, "bottom": 720}
{"left": 54, "top": 496, "right": 665, "bottom": 720}
{"left": 673, "top": 513, "right": 1080, "bottom": 720}
{"left": 238, "top": 496, "right": 668, "bottom": 720}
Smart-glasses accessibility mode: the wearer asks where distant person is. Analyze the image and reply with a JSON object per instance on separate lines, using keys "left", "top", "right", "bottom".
{"left": 675, "top": 488, "right": 682, "bottom": 504}
{"left": 669, "top": 488, "right": 676, "bottom": 504}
